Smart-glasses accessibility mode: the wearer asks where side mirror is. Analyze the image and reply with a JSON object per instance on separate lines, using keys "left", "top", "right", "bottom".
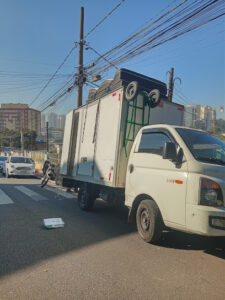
{"left": 162, "top": 142, "right": 177, "bottom": 161}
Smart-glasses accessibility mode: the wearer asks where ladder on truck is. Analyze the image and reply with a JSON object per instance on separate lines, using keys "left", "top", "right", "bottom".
{"left": 124, "top": 91, "right": 151, "bottom": 157}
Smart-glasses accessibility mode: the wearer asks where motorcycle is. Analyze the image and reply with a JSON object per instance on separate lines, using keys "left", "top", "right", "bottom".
{"left": 41, "top": 164, "right": 56, "bottom": 187}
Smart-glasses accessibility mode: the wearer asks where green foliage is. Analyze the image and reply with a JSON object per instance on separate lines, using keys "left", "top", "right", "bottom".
{"left": 217, "top": 135, "right": 225, "bottom": 142}
{"left": 215, "top": 119, "right": 225, "bottom": 134}
{"left": 0, "top": 129, "right": 37, "bottom": 149}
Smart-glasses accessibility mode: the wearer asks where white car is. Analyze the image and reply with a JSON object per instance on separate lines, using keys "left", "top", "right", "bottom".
{"left": 5, "top": 156, "right": 35, "bottom": 178}
{"left": 0, "top": 156, "right": 7, "bottom": 175}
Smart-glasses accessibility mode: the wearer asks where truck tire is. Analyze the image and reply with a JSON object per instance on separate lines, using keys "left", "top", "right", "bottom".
{"left": 149, "top": 89, "right": 161, "bottom": 108}
{"left": 78, "top": 186, "right": 95, "bottom": 211}
{"left": 136, "top": 199, "right": 163, "bottom": 243}
{"left": 125, "top": 81, "right": 138, "bottom": 101}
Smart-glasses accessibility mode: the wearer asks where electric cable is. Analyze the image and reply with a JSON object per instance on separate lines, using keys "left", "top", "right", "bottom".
{"left": 85, "top": 0, "right": 126, "bottom": 38}
{"left": 30, "top": 46, "right": 76, "bottom": 107}
{"left": 86, "top": 0, "right": 224, "bottom": 76}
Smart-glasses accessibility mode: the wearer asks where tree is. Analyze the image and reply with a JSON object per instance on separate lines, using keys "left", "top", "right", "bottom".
{"left": 215, "top": 119, "right": 225, "bottom": 134}
{"left": 0, "top": 129, "right": 37, "bottom": 149}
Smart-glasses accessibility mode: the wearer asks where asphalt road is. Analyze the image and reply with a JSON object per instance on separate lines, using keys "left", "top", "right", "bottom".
{"left": 0, "top": 175, "right": 224, "bottom": 300}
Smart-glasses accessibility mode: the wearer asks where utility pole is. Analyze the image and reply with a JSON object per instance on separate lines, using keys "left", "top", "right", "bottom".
{"left": 30, "top": 130, "right": 33, "bottom": 151}
{"left": 168, "top": 67, "right": 174, "bottom": 102}
{"left": 21, "top": 128, "right": 24, "bottom": 156}
{"left": 213, "top": 109, "right": 216, "bottom": 134}
{"left": 77, "top": 6, "right": 84, "bottom": 107}
{"left": 46, "top": 121, "right": 49, "bottom": 153}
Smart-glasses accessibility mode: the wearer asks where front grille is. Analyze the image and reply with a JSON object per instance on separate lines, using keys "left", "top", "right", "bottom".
{"left": 16, "top": 167, "right": 31, "bottom": 171}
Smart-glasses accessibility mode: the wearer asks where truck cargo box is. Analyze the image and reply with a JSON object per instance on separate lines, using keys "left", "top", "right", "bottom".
{"left": 60, "top": 69, "right": 183, "bottom": 188}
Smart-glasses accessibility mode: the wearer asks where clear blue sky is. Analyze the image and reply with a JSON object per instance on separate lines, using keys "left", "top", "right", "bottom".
{"left": 0, "top": 0, "right": 224, "bottom": 118}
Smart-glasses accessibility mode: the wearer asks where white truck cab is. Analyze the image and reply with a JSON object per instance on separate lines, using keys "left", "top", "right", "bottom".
{"left": 126, "top": 124, "right": 225, "bottom": 242}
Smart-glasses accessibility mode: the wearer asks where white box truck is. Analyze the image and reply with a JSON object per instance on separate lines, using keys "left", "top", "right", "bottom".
{"left": 60, "top": 69, "right": 225, "bottom": 243}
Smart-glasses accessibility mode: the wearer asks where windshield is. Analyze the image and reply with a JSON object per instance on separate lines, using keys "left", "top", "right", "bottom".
{"left": 176, "top": 128, "right": 225, "bottom": 165}
{"left": 10, "top": 157, "right": 32, "bottom": 164}
{"left": 0, "top": 156, "right": 7, "bottom": 161}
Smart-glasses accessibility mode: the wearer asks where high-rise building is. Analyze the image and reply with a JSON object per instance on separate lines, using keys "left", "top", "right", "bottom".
{"left": 57, "top": 114, "right": 66, "bottom": 129}
{"left": 46, "top": 112, "right": 57, "bottom": 128}
{"left": 0, "top": 103, "right": 41, "bottom": 136}
{"left": 41, "top": 113, "right": 46, "bottom": 129}
{"left": 183, "top": 105, "right": 213, "bottom": 130}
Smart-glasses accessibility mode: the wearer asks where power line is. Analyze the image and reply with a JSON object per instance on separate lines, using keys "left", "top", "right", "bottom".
{"left": 87, "top": 0, "right": 224, "bottom": 76}
{"left": 30, "top": 46, "right": 76, "bottom": 107}
{"left": 85, "top": 0, "right": 126, "bottom": 38}
{"left": 174, "top": 87, "right": 196, "bottom": 105}
{"left": 86, "top": 45, "right": 118, "bottom": 70}
{"left": 36, "top": 75, "right": 75, "bottom": 111}
{"left": 40, "top": 84, "right": 75, "bottom": 112}
{"left": 87, "top": 0, "right": 189, "bottom": 74}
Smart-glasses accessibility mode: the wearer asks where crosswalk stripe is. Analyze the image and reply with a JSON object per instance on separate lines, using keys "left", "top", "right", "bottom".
{"left": 0, "top": 189, "right": 14, "bottom": 205}
{"left": 15, "top": 186, "right": 48, "bottom": 201}
{"left": 44, "top": 186, "right": 76, "bottom": 199}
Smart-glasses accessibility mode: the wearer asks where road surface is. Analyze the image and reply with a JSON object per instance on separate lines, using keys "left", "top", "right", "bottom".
{"left": 0, "top": 176, "right": 224, "bottom": 299}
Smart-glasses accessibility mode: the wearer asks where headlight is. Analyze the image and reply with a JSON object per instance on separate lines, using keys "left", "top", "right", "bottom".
{"left": 200, "top": 178, "right": 224, "bottom": 207}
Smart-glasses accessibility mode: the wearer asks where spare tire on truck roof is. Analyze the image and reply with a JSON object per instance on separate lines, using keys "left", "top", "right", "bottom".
{"left": 125, "top": 81, "right": 139, "bottom": 101}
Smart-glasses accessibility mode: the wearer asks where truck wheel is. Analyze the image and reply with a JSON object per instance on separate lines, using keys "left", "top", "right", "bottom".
{"left": 136, "top": 199, "right": 163, "bottom": 243}
{"left": 78, "top": 186, "right": 95, "bottom": 211}
{"left": 149, "top": 89, "right": 161, "bottom": 108}
{"left": 125, "top": 81, "right": 138, "bottom": 101}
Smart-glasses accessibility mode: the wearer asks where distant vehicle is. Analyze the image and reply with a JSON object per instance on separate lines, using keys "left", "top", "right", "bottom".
{"left": 5, "top": 156, "right": 35, "bottom": 178}
{"left": 0, "top": 156, "right": 7, "bottom": 175}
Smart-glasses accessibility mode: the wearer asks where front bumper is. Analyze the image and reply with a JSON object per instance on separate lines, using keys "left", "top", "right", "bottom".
{"left": 10, "top": 169, "right": 35, "bottom": 176}
{"left": 186, "top": 204, "right": 225, "bottom": 236}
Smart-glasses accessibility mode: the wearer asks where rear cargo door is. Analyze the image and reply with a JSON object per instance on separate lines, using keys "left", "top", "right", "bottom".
{"left": 60, "top": 111, "right": 73, "bottom": 175}
{"left": 77, "top": 103, "right": 98, "bottom": 176}
{"left": 93, "top": 91, "right": 122, "bottom": 184}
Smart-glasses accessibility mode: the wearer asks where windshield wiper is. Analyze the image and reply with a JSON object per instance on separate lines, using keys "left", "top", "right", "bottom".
{"left": 197, "top": 157, "right": 225, "bottom": 165}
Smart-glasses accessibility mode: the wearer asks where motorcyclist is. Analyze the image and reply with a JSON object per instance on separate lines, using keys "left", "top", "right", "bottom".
{"left": 42, "top": 160, "right": 50, "bottom": 175}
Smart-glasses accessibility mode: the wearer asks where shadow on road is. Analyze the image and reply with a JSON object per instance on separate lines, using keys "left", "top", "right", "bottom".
{"left": 0, "top": 180, "right": 224, "bottom": 279}
{"left": 157, "top": 230, "right": 225, "bottom": 259}
{"left": 0, "top": 185, "right": 136, "bottom": 278}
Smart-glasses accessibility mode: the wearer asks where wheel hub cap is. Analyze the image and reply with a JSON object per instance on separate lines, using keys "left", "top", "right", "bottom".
{"left": 141, "top": 210, "right": 150, "bottom": 231}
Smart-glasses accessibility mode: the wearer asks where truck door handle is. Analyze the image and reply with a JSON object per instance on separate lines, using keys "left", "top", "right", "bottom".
{"left": 129, "top": 164, "right": 134, "bottom": 173}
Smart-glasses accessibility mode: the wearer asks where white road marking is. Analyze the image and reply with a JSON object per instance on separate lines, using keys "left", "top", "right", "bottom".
{"left": 44, "top": 186, "right": 76, "bottom": 199}
{"left": 0, "top": 189, "right": 14, "bottom": 205}
{"left": 15, "top": 186, "right": 48, "bottom": 201}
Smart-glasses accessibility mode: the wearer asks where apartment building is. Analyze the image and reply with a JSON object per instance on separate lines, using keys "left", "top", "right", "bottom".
{"left": 0, "top": 103, "right": 41, "bottom": 136}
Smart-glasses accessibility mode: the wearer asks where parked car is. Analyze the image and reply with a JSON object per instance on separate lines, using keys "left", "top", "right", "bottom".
{"left": 5, "top": 156, "right": 35, "bottom": 178}
{"left": 0, "top": 156, "right": 8, "bottom": 175}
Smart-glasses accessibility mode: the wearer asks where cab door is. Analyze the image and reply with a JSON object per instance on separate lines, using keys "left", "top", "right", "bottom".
{"left": 126, "top": 129, "right": 187, "bottom": 226}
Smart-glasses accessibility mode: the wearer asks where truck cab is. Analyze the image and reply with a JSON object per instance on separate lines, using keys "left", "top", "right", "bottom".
{"left": 126, "top": 124, "right": 225, "bottom": 242}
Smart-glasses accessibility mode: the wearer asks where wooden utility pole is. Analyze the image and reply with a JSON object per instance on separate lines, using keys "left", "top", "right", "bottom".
{"left": 168, "top": 67, "right": 174, "bottom": 102}
{"left": 77, "top": 7, "right": 84, "bottom": 107}
{"left": 21, "top": 128, "right": 24, "bottom": 156}
{"left": 46, "top": 121, "right": 49, "bottom": 153}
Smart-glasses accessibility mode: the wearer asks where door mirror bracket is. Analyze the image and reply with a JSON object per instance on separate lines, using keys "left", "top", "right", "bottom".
{"left": 162, "top": 142, "right": 183, "bottom": 165}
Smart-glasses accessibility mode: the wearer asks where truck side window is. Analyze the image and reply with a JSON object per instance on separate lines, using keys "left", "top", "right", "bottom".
{"left": 138, "top": 132, "right": 171, "bottom": 155}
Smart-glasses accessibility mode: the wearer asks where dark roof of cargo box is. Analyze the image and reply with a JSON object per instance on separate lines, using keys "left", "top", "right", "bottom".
{"left": 87, "top": 68, "right": 167, "bottom": 103}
